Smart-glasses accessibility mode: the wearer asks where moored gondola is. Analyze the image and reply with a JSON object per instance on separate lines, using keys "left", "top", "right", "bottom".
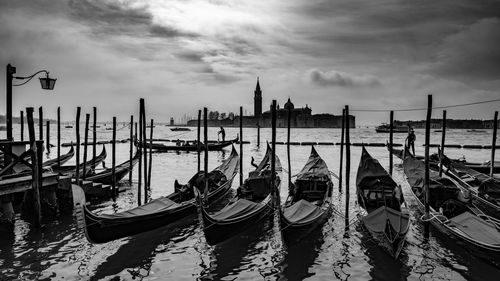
{"left": 53, "top": 145, "right": 107, "bottom": 177}
{"left": 197, "top": 144, "right": 281, "bottom": 245}
{"left": 135, "top": 137, "right": 238, "bottom": 152}
{"left": 356, "top": 146, "right": 410, "bottom": 258}
{"left": 279, "top": 146, "right": 333, "bottom": 245}
{"left": 72, "top": 146, "right": 239, "bottom": 243}
{"left": 86, "top": 150, "right": 141, "bottom": 185}
{"left": 403, "top": 154, "right": 500, "bottom": 262}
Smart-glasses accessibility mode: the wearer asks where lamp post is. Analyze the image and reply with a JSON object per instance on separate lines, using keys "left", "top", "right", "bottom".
{"left": 6, "top": 63, "right": 56, "bottom": 141}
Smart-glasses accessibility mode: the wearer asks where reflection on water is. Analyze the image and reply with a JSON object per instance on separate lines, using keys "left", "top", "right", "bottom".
{"left": 1, "top": 126, "right": 499, "bottom": 280}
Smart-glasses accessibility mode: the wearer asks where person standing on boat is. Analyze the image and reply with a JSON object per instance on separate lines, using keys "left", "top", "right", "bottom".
{"left": 218, "top": 126, "right": 225, "bottom": 142}
{"left": 406, "top": 128, "right": 416, "bottom": 156}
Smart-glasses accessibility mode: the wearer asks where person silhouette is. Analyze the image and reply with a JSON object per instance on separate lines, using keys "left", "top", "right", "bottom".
{"left": 218, "top": 126, "right": 226, "bottom": 142}
{"left": 406, "top": 128, "right": 416, "bottom": 156}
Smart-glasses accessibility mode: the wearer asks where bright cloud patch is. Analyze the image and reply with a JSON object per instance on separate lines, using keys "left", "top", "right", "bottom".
{"left": 306, "top": 69, "right": 381, "bottom": 87}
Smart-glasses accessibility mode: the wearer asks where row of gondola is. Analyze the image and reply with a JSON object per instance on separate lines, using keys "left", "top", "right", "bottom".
{"left": 71, "top": 143, "right": 500, "bottom": 265}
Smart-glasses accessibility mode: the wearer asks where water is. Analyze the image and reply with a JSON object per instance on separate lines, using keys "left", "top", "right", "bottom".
{"left": 1, "top": 125, "right": 499, "bottom": 280}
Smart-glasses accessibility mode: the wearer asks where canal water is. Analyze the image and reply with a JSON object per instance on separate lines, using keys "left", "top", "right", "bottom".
{"left": 1, "top": 125, "right": 499, "bottom": 280}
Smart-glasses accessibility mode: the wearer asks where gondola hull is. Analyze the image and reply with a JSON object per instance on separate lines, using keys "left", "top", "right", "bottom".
{"left": 136, "top": 138, "right": 237, "bottom": 152}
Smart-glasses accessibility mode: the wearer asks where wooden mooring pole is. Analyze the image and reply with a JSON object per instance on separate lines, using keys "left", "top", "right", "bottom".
{"left": 75, "top": 107, "right": 81, "bottom": 184}
{"left": 112, "top": 116, "right": 116, "bottom": 200}
{"left": 129, "top": 115, "right": 133, "bottom": 184}
{"left": 138, "top": 102, "right": 143, "bottom": 206}
{"left": 344, "top": 106, "right": 351, "bottom": 231}
{"left": 148, "top": 119, "right": 154, "bottom": 188}
{"left": 92, "top": 107, "right": 97, "bottom": 173}
{"left": 20, "top": 110, "right": 24, "bottom": 141}
{"left": 424, "top": 95, "right": 432, "bottom": 239}
{"left": 46, "top": 120, "right": 50, "bottom": 154}
{"left": 240, "top": 106, "right": 243, "bottom": 187}
{"left": 439, "top": 110, "right": 447, "bottom": 177}
{"left": 141, "top": 99, "right": 148, "bottom": 203}
{"left": 389, "top": 110, "right": 394, "bottom": 175}
{"left": 257, "top": 123, "right": 260, "bottom": 147}
{"left": 339, "top": 108, "right": 345, "bottom": 192}
{"left": 271, "top": 100, "right": 277, "bottom": 199}
{"left": 82, "top": 114, "right": 90, "bottom": 180}
{"left": 27, "top": 107, "right": 42, "bottom": 227}
{"left": 57, "top": 107, "right": 60, "bottom": 167}
{"left": 491, "top": 111, "right": 498, "bottom": 177}
{"left": 38, "top": 106, "right": 43, "bottom": 142}
{"left": 287, "top": 107, "right": 292, "bottom": 192}
{"left": 204, "top": 108, "right": 209, "bottom": 198}
{"left": 197, "top": 110, "right": 201, "bottom": 173}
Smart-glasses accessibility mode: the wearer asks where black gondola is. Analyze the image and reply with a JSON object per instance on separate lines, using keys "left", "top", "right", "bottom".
{"left": 135, "top": 137, "right": 237, "bottom": 152}
{"left": 279, "top": 146, "right": 333, "bottom": 245}
{"left": 86, "top": 150, "right": 141, "bottom": 185}
{"left": 197, "top": 144, "right": 281, "bottom": 245}
{"left": 72, "top": 146, "right": 239, "bottom": 243}
{"left": 356, "top": 146, "right": 410, "bottom": 258}
{"left": 42, "top": 146, "right": 75, "bottom": 168}
{"left": 53, "top": 145, "right": 107, "bottom": 177}
{"left": 403, "top": 154, "right": 500, "bottom": 262}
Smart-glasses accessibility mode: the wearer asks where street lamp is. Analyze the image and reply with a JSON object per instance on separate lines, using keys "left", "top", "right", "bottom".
{"left": 6, "top": 63, "right": 57, "bottom": 141}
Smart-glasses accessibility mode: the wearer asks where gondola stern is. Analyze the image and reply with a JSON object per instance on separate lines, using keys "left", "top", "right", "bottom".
{"left": 71, "top": 184, "right": 96, "bottom": 243}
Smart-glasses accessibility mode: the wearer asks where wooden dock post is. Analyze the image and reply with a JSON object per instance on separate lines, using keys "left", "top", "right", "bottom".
{"left": 287, "top": 107, "right": 292, "bottom": 192}
{"left": 271, "top": 100, "right": 277, "bottom": 199}
{"left": 424, "top": 95, "right": 432, "bottom": 239}
{"left": 20, "top": 110, "right": 24, "bottom": 141}
{"left": 148, "top": 119, "right": 154, "bottom": 188}
{"left": 46, "top": 120, "right": 50, "bottom": 153}
{"left": 26, "top": 107, "right": 42, "bottom": 227}
{"left": 439, "top": 110, "right": 447, "bottom": 177}
{"left": 197, "top": 110, "right": 201, "bottom": 173}
{"left": 92, "top": 107, "right": 97, "bottom": 173}
{"left": 138, "top": 102, "right": 143, "bottom": 206}
{"left": 257, "top": 123, "right": 260, "bottom": 147}
{"left": 129, "top": 115, "right": 133, "bottom": 184}
{"left": 38, "top": 106, "right": 43, "bottom": 142}
{"left": 82, "top": 114, "right": 90, "bottom": 180}
{"left": 75, "top": 107, "right": 81, "bottom": 184}
{"left": 141, "top": 99, "right": 148, "bottom": 203}
{"left": 491, "top": 111, "right": 498, "bottom": 177}
{"left": 204, "top": 107, "right": 209, "bottom": 198}
{"left": 57, "top": 107, "right": 60, "bottom": 167}
{"left": 344, "top": 105, "right": 351, "bottom": 231}
{"left": 240, "top": 106, "right": 243, "bottom": 187}
{"left": 339, "top": 108, "right": 345, "bottom": 192}
{"left": 112, "top": 116, "right": 116, "bottom": 200}
{"left": 389, "top": 110, "right": 394, "bottom": 175}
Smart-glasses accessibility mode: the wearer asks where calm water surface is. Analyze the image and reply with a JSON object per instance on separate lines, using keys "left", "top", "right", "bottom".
{"left": 1, "top": 125, "right": 499, "bottom": 280}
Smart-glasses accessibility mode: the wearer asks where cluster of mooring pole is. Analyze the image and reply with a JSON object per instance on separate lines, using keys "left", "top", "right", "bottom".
{"left": 439, "top": 110, "right": 447, "bottom": 177}
{"left": 344, "top": 105, "right": 351, "bottom": 232}
{"left": 491, "top": 111, "right": 498, "bottom": 177}
{"left": 136, "top": 98, "right": 150, "bottom": 205}
{"left": 203, "top": 108, "right": 209, "bottom": 199}
{"left": 197, "top": 110, "right": 201, "bottom": 173}
{"left": 424, "top": 94, "right": 432, "bottom": 238}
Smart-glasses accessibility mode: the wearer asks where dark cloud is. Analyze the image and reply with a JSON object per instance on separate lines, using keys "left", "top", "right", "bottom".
{"left": 306, "top": 69, "right": 381, "bottom": 87}
{"left": 149, "top": 24, "right": 198, "bottom": 38}
{"left": 431, "top": 17, "right": 500, "bottom": 81}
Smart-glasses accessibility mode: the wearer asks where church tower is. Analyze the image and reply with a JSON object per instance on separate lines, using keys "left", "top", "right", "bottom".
{"left": 254, "top": 77, "right": 262, "bottom": 117}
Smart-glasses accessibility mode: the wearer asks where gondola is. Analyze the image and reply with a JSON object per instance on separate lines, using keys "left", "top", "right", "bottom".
{"left": 402, "top": 154, "right": 500, "bottom": 261}
{"left": 375, "top": 124, "right": 409, "bottom": 133}
{"left": 42, "top": 145, "right": 75, "bottom": 168}
{"left": 53, "top": 145, "right": 107, "bottom": 177}
{"left": 279, "top": 146, "right": 333, "bottom": 245}
{"left": 388, "top": 145, "right": 500, "bottom": 174}
{"left": 356, "top": 146, "right": 410, "bottom": 258}
{"left": 85, "top": 150, "right": 141, "bottom": 185}
{"left": 135, "top": 137, "right": 237, "bottom": 152}
{"left": 170, "top": 127, "right": 191, "bottom": 131}
{"left": 72, "top": 146, "right": 239, "bottom": 243}
{"left": 440, "top": 154, "right": 500, "bottom": 220}
{"left": 197, "top": 144, "right": 281, "bottom": 245}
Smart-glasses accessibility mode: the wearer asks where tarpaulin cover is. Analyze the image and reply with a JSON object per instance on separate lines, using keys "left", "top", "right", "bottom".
{"left": 478, "top": 179, "right": 500, "bottom": 199}
{"left": 210, "top": 199, "right": 262, "bottom": 221}
{"left": 449, "top": 211, "right": 500, "bottom": 245}
{"left": 296, "top": 147, "right": 330, "bottom": 181}
{"left": 403, "top": 156, "right": 458, "bottom": 191}
{"left": 362, "top": 206, "right": 409, "bottom": 233}
{"left": 283, "top": 199, "right": 323, "bottom": 224}
{"left": 99, "top": 197, "right": 179, "bottom": 219}
{"left": 356, "top": 147, "right": 397, "bottom": 193}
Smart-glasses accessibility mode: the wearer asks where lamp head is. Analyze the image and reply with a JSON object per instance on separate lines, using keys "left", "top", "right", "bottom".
{"left": 39, "top": 72, "right": 56, "bottom": 90}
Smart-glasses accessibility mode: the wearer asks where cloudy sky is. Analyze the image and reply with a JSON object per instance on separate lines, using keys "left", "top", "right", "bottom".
{"left": 1, "top": 0, "right": 499, "bottom": 125}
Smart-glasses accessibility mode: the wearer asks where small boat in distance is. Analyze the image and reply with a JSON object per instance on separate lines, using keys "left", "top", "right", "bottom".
{"left": 170, "top": 127, "right": 191, "bottom": 131}
{"left": 467, "top": 129, "right": 487, "bottom": 133}
{"left": 375, "top": 124, "right": 409, "bottom": 133}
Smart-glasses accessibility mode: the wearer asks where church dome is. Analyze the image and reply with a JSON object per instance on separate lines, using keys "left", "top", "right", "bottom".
{"left": 284, "top": 98, "right": 294, "bottom": 110}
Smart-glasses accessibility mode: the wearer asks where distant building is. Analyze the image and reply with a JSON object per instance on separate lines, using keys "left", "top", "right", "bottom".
{"left": 187, "top": 78, "right": 354, "bottom": 128}
{"left": 170, "top": 117, "right": 174, "bottom": 126}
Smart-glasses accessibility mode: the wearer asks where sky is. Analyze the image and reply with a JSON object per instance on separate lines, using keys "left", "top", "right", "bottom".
{"left": 1, "top": 0, "right": 499, "bottom": 125}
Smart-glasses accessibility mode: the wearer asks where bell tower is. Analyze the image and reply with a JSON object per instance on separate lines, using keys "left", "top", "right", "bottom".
{"left": 254, "top": 77, "right": 262, "bottom": 117}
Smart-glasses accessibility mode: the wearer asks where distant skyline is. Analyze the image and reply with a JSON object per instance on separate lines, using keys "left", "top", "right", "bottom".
{"left": 1, "top": 0, "right": 499, "bottom": 125}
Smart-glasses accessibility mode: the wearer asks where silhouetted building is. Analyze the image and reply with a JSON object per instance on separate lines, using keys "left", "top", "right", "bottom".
{"left": 254, "top": 77, "right": 262, "bottom": 118}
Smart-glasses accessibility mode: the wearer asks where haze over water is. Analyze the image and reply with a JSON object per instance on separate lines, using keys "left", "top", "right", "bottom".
{"left": 0, "top": 125, "right": 499, "bottom": 280}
